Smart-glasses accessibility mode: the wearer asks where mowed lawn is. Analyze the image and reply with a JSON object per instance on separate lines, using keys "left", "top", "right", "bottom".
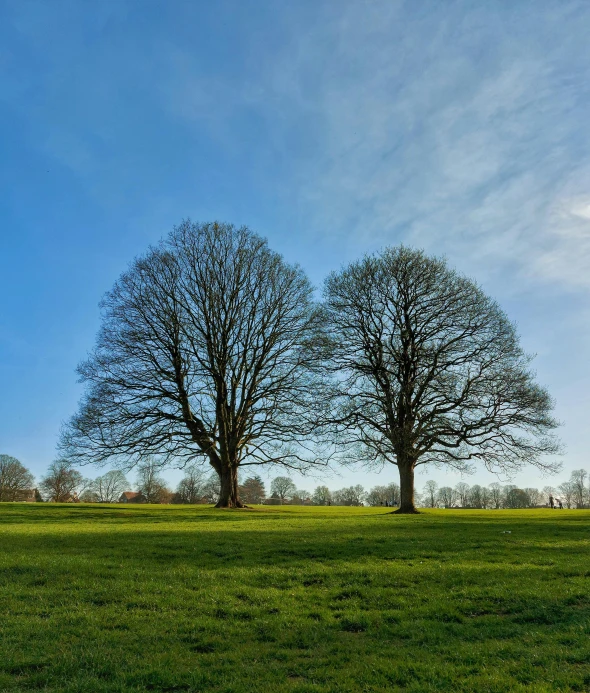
{"left": 1, "top": 505, "right": 589, "bottom": 693}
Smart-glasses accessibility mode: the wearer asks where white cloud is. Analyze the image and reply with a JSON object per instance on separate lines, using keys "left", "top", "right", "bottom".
{"left": 531, "top": 191, "right": 590, "bottom": 287}
{"left": 569, "top": 198, "right": 590, "bottom": 221}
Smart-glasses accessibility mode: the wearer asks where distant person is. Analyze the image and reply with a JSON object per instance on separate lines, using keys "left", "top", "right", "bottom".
{"left": 549, "top": 494, "right": 554, "bottom": 509}
{"left": 558, "top": 499, "right": 563, "bottom": 509}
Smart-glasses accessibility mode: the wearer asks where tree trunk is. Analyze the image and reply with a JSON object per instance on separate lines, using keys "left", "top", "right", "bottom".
{"left": 215, "top": 464, "right": 246, "bottom": 508}
{"left": 394, "top": 462, "right": 419, "bottom": 514}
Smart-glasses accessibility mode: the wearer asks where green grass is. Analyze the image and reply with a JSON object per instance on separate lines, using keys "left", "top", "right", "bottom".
{"left": 1, "top": 505, "right": 589, "bottom": 692}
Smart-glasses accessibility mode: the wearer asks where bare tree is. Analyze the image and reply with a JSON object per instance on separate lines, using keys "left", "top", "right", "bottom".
{"left": 558, "top": 481, "right": 575, "bottom": 509}
{"left": 291, "top": 489, "right": 312, "bottom": 505}
{"left": 504, "top": 487, "right": 529, "bottom": 509}
{"left": 437, "top": 486, "right": 458, "bottom": 508}
{"left": 454, "top": 482, "right": 471, "bottom": 508}
{"left": 40, "top": 460, "right": 86, "bottom": 502}
{"left": 270, "top": 476, "right": 297, "bottom": 504}
{"left": 80, "top": 489, "right": 100, "bottom": 502}
{"left": 174, "top": 465, "right": 207, "bottom": 504}
{"left": 135, "top": 460, "right": 170, "bottom": 504}
{"left": 366, "top": 483, "right": 400, "bottom": 507}
{"left": 569, "top": 469, "right": 588, "bottom": 509}
{"left": 60, "top": 222, "right": 329, "bottom": 508}
{"left": 388, "top": 482, "right": 402, "bottom": 506}
{"left": 525, "top": 487, "right": 543, "bottom": 507}
{"left": 542, "top": 486, "right": 556, "bottom": 505}
{"left": 467, "top": 484, "right": 487, "bottom": 509}
{"left": 501, "top": 485, "right": 516, "bottom": 508}
{"left": 0, "top": 455, "right": 35, "bottom": 501}
{"left": 488, "top": 482, "right": 503, "bottom": 509}
{"left": 324, "top": 246, "right": 561, "bottom": 513}
{"left": 312, "top": 485, "right": 332, "bottom": 505}
{"left": 333, "top": 485, "right": 367, "bottom": 506}
{"left": 199, "top": 473, "right": 220, "bottom": 504}
{"left": 422, "top": 480, "right": 439, "bottom": 508}
{"left": 92, "top": 470, "right": 129, "bottom": 502}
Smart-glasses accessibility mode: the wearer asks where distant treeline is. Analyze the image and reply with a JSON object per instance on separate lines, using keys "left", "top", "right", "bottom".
{"left": 2, "top": 455, "right": 588, "bottom": 509}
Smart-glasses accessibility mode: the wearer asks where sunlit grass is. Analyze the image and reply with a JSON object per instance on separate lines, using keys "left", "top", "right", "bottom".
{"left": 1, "top": 504, "right": 588, "bottom": 692}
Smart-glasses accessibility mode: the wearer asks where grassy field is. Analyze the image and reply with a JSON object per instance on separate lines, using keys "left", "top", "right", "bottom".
{"left": 0, "top": 505, "right": 589, "bottom": 693}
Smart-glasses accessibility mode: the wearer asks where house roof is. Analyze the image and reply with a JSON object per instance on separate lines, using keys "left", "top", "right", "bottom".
{"left": 120, "top": 491, "right": 141, "bottom": 500}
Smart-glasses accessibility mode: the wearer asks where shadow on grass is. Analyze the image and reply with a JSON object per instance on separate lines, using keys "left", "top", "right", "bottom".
{"left": 1, "top": 507, "right": 589, "bottom": 573}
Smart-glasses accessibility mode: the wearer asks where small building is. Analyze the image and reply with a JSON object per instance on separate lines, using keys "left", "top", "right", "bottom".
{"left": 118, "top": 491, "right": 147, "bottom": 504}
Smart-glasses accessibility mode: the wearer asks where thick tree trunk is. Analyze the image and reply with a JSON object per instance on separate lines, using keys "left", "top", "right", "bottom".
{"left": 394, "top": 462, "right": 419, "bottom": 514}
{"left": 215, "top": 464, "right": 246, "bottom": 508}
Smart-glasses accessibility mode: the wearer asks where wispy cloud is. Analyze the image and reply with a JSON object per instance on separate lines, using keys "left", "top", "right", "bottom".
{"left": 251, "top": 0, "right": 590, "bottom": 291}
{"left": 5, "top": 0, "right": 589, "bottom": 291}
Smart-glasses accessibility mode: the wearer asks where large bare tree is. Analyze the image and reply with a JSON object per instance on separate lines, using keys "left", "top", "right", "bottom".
{"left": 324, "top": 246, "right": 561, "bottom": 513}
{"left": 61, "top": 221, "right": 327, "bottom": 507}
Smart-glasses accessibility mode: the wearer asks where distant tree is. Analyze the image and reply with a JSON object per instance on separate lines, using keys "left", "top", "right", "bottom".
{"left": 454, "top": 482, "right": 471, "bottom": 508}
{"left": 569, "top": 469, "right": 588, "bottom": 509}
{"left": 365, "top": 487, "right": 382, "bottom": 507}
{"left": 291, "top": 489, "right": 312, "bottom": 505}
{"left": 312, "top": 485, "right": 332, "bottom": 505}
{"left": 468, "top": 484, "right": 485, "bottom": 508}
{"left": 488, "top": 482, "right": 503, "bottom": 509}
{"left": 40, "top": 460, "right": 85, "bottom": 502}
{"left": 437, "top": 486, "right": 458, "bottom": 508}
{"left": 92, "top": 470, "right": 129, "bottom": 503}
{"left": 501, "top": 485, "right": 517, "bottom": 508}
{"left": 238, "top": 476, "right": 266, "bottom": 504}
{"left": 60, "top": 221, "right": 329, "bottom": 508}
{"left": 524, "top": 487, "right": 543, "bottom": 507}
{"left": 175, "top": 465, "right": 207, "bottom": 504}
{"left": 542, "top": 486, "right": 556, "bottom": 505}
{"left": 79, "top": 489, "right": 100, "bottom": 502}
{"left": 270, "top": 477, "right": 297, "bottom": 504}
{"left": 366, "top": 483, "right": 400, "bottom": 507}
{"left": 136, "top": 460, "right": 170, "bottom": 504}
{"left": 0, "top": 455, "right": 35, "bottom": 502}
{"left": 333, "top": 485, "right": 366, "bottom": 506}
{"left": 158, "top": 489, "right": 174, "bottom": 504}
{"left": 557, "top": 481, "right": 574, "bottom": 509}
{"left": 202, "top": 473, "right": 221, "bottom": 504}
{"left": 386, "top": 483, "right": 401, "bottom": 506}
{"left": 422, "top": 480, "right": 439, "bottom": 508}
{"left": 504, "top": 487, "right": 530, "bottom": 509}
{"left": 323, "top": 246, "right": 561, "bottom": 513}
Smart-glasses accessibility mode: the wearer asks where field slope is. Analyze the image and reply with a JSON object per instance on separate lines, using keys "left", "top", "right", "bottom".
{"left": 1, "top": 505, "right": 589, "bottom": 692}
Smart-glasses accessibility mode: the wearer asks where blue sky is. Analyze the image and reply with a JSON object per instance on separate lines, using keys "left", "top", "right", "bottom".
{"left": 1, "top": 0, "right": 590, "bottom": 494}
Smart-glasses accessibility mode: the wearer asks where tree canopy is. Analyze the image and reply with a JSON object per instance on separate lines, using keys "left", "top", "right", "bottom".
{"left": 61, "top": 221, "right": 329, "bottom": 507}
{"left": 324, "top": 246, "right": 561, "bottom": 512}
